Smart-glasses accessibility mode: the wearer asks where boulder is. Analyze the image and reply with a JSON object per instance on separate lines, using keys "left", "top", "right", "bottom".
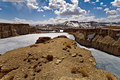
{"left": 35, "top": 37, "right": 51, "bottom": 44}
{"left": 54, "top": 35, "right": 68, "bottom": 39}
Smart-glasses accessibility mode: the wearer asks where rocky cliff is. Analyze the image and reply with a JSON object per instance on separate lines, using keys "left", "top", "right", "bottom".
{"left": 64, "top": 28, "right": 120, "bottom": 56}
{"left": 0, "top": 23, "right": 38, "bottom": 39}
{"left": 0, "top": 36, "right": 119, "bottom": 80}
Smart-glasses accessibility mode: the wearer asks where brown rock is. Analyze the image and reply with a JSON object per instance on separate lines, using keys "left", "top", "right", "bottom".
{"left": 54, "top": 35, "right": 68, "bottom": 39}
{"left": 0, "top": 38, "right": 119, "bottom": 80}
{"left": 46, "top": 55, "right": 53, "bottom": 61}
{"left": 35, "top": 37, "right": 51, "bottom": 44}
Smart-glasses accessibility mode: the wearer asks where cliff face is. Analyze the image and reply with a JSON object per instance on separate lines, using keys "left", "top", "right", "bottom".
{"left": 0, "top": 37, "right": 119, "bottom": 80}
{"left": 0, "top": 23, "right": 38, "bottom": 39}
{"left": 65, "top": 28, "right": 120, "bottom": 56}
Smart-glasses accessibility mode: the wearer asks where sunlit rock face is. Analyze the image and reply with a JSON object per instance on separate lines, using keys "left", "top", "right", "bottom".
{"left": 0, "top": 23, "right": 38, "bottom": 39}
{"left": 0, "top": 36, "right": 119, "bottom": 80}
{"left": 64, "top": 28, "right": 120, "bottom": 56}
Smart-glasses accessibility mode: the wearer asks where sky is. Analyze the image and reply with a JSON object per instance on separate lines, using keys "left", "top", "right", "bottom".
{"left": 0, "top": 0, "right": 120, "bottom": 24}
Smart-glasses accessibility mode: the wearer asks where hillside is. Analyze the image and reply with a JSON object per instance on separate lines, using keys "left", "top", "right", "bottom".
{"left": 0, "top": 36, "right": 119, "bottom": 80}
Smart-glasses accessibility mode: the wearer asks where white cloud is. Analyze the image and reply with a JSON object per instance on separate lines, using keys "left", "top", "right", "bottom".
{"left": 2, "top": 0, "right": 26, "bottom": 2}
{"left": 106, "top": 10, "right": 117, "bottom": 16}
{"left": 26, "top": 0, "right": 38, "bottom": 9}
{"left": 0, "top": 14, "right": 120, "bottom": 25}
{"left": 37, "top": 8, "right": 44, "bottom": 12}
{"left": 43, "top": 6, "right": 50, "bottom": 10}
{"left": 2, "top": 0, "right": 39, "bottom": 9}
{"left": 111, "top": 0, "right": 120, "bottom": 7}
{"left": 43, "top": 15, "right": 46, "bottom": 17}
{"left": 84, "top": 0, "right": 90, "bottom": 2}
{"left": 100, "top": 2, "right": 103, "bottom": 5}
{"left": 100, "top": 2, "right": 107, "bottom": 7}
{"left": 27, "top": 3, "right": 38, "bottom": 9}
{"left": 2, "top": 0, "right": 86, "bottom": 16}
{"left": 71, "top": 0, "right": 78, "bottom": 5}
{"left": 104, "top": 8, "right": 109, "bottom": 11}
{"left": 54, "top": 4, "right": 86, "bottom": 16}
{"left": 104, "top": 8, "right": 120, "bottom": 21}
{"left": 96, "top": 7, "right": 102, "bottom": 10}
{"left": 108, "top": 15, "right": 120, "bottom": 19}
{"left": 96, "top": 0, "right": 99, "bottom": 2}
{"left": 48, "top": 0, "right": 64, "bottom": 9}
{"left": 48, "top": 0, "right": 86, "bottom": 16}
{"left": 117, "top": 8, "right": 120, "bottom": 11}
{"left": 0, "top": 8, "right": 2, "bottom": 11}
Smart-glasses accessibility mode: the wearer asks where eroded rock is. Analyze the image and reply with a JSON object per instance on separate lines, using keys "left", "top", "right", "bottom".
{"left": 0, "top": 38, "right": 119, "bottom": 80}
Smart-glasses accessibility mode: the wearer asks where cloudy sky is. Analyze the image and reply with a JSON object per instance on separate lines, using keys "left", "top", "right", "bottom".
{"left": 0, "top": 0, "right": 120, "bottom": 24}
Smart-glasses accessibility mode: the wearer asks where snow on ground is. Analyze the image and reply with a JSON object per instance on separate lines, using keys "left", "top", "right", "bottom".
{"left": 0, "top": 33, "right": 120, "bottom": 78}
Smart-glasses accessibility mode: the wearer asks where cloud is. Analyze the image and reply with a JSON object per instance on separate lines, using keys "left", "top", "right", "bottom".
{"left": 54, "top": 4, "right": 86, "bottom": 16}
{"left": 43, "top": 6, "right": 50, "bottom": 10}
{"left": 0, "top": 8, "right": 2, "bottom": 11}
{"left": 71, "top": 0, "right": 78, "bottom": 5}
{"left": 48, "top": 0, "right": 64, "bottom": 9}
{"left": 27, "top": 3, "right": 38, "bottom": 9}
{"left": 48, "top": 0, "right": 86, "bottom": 16}
{"left": 2, "top": 0, "right": 26, "bottom": 2}
{"left": 117, "top": 8, "right": 120, "bottom": 11}
{"left": 106, "top": 10, "right": 117, "bottom": 16}
{"left": 26, "top": 0, "right": 38, "bottom": 9}
{"left": 2, "top": 0, "right": 86, "bottom": 16}
{"left": 84, "top": 0, "right": 90, "bottom": 2}
{"left": 2, "top": 0, "right": 39, "bottom": 9}
{"left": 37, "top": 8, "right": 44, "bottom": 12}
{"left": 96, "top": 7, "right": 102, "bottom": 10}
{"left": 111, "top": 0, "right": 120, "bottom": 7}
{"left": 104, "top": 8, "right": 109, "bottom": 11}
{"left": 108, "top": 15, "right": 120, "bottom": 19}
{"left": 43, "top": 15, "right": 46, "bottom": 17}
{"left": 100, "top": 2, "right": 103, "bottom": 5}
{"left": 96, "top": 0, "right": 99, "bottom": 2}
{"left": 104, "top": 8, "right": 120, "bottom": 20}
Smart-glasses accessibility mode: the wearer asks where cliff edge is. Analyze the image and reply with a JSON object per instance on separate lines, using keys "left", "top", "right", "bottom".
{"left": 0, "top": 23, "right": 39, "bottom": 39}
{"left": 0, "top": 37, "right": 119, "bottom": 80}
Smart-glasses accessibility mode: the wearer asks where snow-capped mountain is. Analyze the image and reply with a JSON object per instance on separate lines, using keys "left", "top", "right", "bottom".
{"left": 63, "top": 21, "right": 101, "bottom": 28}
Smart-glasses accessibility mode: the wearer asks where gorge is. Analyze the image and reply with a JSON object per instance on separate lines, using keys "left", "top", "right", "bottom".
{"left": 0, "top": 33, "right": 120, "bottom": 79}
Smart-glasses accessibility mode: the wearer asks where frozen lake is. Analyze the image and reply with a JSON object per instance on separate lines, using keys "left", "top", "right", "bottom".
{"left": 0, "top": 33, "right": 120, "bottom": 78}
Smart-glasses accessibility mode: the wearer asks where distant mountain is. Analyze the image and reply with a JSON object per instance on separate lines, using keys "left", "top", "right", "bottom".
{"left": 62, "top": 21, "right": 101, "bottom": 28}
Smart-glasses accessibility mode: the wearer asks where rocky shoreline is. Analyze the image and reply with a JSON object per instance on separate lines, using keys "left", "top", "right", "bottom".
{"left": 64, "top": 28, "right": 120, "bottom": 56}
{"left": 0, "top": 23, "right": 38, "bottom": 39}
{"left": 0, "top": 36, "right": 119, "bottom": 80}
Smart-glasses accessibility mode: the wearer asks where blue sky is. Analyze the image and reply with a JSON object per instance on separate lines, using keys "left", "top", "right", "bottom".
{"left": 0, "top": 0, "right": 120, "bottom": 24}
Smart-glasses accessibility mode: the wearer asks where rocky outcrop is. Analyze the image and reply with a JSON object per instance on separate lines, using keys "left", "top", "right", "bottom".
{"left": 35, "top": 37, "right": 51, "bottom": 44}
{"left": 65, "top": 28, "right": 120, "bottom": 56}
{"left": 0, "top": 37, "right": 119, "bottom": 80}
{"left": 0, "top": 23, "right": 38, "bottom": 39}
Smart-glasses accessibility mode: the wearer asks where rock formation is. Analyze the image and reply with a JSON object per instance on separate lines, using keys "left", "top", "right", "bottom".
{"left": 35, "top": 37, "right": 51, "bottom": 44}
{"left": 64, "top": 28, "right": 120, "bottom": 56}
{"left": 0, "top": 37, "right": 119, "bottom": 80}
{"left": 0, "top": 23, "right": 39, "bottom": 39}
